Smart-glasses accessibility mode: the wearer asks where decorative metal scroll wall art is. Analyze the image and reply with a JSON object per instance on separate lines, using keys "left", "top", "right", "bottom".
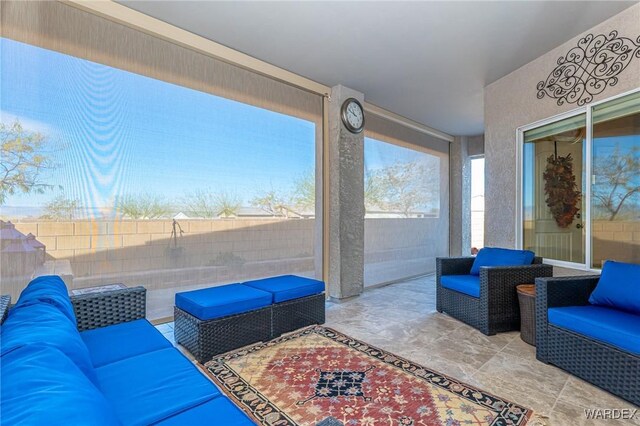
{"left": 537, "top": 31, "right": 640, "bottom": 106}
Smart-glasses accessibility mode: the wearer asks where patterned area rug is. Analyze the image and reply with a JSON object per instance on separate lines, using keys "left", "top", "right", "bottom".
{"left": 205, "top": 326, "right": 534, "bottom": 426}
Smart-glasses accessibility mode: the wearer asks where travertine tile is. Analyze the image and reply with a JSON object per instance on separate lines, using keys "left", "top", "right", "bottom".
{"left": 157, "top": 274, "right": 638, "bottom": 425}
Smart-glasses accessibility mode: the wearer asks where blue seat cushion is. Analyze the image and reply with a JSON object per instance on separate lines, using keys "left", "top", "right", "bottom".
{"left": 95, "top": 347, "right": 220, "bottom": 425}
{"left": 1, "top": 302, "right": 98, "bottom": 385}
{"left": 589, "top": 260, "right": 640, "bottom": 315}
{"left": 15, "top": 275, "right": 76, "bottom": 323}
{"left": 155, "top": 397, "right": 255, "bottom": 426}
{"left": 243, "top": 275, "right": 325, "bottom": 303}
{"left": 470, "top": 247, "right": 536, "bottom": 276}
{"left": 0, "top": 345, "right": 120, "bottom": 426}
{"left": 440, "top": 275, "right": 480, "bottom": 298}
{"left": 81, "top": 319, "right": 172, "bottom": 367}
{"left": 548, "top": 305, "right": 640, "bottom": 355}
{"left": 175, "top": 283, "right": 272, "bottom": 321}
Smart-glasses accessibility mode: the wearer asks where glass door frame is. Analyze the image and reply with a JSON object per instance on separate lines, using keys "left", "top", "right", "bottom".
{"left": 516, "top": 87, "right": 640, "bottom": 271}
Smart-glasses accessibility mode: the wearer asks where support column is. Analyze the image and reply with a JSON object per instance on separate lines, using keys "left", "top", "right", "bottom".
{"left": 327, "top": 85, "right": 365, "bottom": 299}
{"left": 450, "top": 136, "right": 471, "bottom": 256}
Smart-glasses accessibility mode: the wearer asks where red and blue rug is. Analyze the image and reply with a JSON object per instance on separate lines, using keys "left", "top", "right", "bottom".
{"left": 205, "top": 326, "right": 535, "bottom": 426}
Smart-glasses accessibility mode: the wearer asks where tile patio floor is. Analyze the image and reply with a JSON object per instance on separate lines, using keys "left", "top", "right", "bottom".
{"left": 156, "top": 275, "right": 639, "bottom": 426}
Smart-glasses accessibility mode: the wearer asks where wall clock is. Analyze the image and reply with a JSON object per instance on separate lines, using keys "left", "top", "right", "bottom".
{"left": 341, "top": 98, "right": 365, "bottom": 134}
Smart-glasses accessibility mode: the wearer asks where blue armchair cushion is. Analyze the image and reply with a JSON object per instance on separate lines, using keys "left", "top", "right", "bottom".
{"left": 155, "top": 397, "right": 255, "bottom": 425}
{"left": 95, "top": 348, "right": 220, "bottom": 425}
{"left": 175, "top": 283, "right": 272, "bottom": 321}
{"left": 548, "top": 305, "right": 640, "bottom": 355}
{"left": 588, "top": 260, "right": 640, "bottom": 315}
{"left": 81, "top": 319, "right": 172, "bottom": 367}
{"left": 14, "top": 275, "right": 76, "bottom": 323}
{"left": 440, "top": 275, "right": 480, "bottom": 298}
{"left": 470, "top": 247, "right": 536, "bottom": 276}
{"left": 243, "top": 275, "right": 325, "bottom": 303}
{"left": 1, "top": 302, "right": 98, "bottom": 385}
{"left": 0, "top": 345, "right": 120, "bottom": 426}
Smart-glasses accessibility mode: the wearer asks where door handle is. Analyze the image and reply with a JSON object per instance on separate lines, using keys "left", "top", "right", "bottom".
{"left": 576, "top": 223, "right": 583, "bottom": 229}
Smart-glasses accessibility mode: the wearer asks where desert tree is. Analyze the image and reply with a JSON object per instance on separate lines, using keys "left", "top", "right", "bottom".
{"left": 1, "top": 120, "right": 56, "bottom": 205}
{"left": 592, "top": 146, "right": 640, "bottom": 221}
{"left": 41, "top": 194, "right": 79, "bottom": 220}
{"left": 215, "top": 192, "right": 241, "bottom": 218}
{"left": 183, "top": 189, "right": 241, "bottom": 218}
{"left": 373, "top": 159, "right": 439, "bottom": 217}
{"left": 116, "top": 193, "right": 171, "bottom": 219}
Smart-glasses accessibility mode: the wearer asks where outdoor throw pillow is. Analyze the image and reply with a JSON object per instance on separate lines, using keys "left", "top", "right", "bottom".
{"left": 470, "top": 247, "right": 536, "bottom": 276}
{"left": 589, "top": 260, "right": 640, "bottom": 315}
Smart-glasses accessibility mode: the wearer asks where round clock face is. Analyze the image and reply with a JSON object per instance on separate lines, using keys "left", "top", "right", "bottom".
{"left": 341, "top": 98, "right": 364, "bottom": 133}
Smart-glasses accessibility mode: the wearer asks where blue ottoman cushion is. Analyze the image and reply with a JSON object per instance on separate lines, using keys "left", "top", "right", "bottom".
{"left": 548, "top": 305, "right": 640, "bottom": 355}
{"left": 243, "top": 275, "right": 325, "bottom": 303}
{"left": 440, "top": 275, "right": 480, "bottom": 298}
{"left": 0, "top": 345, "right": 120, "bottom": 426}
{"left": 95, "top": 348, "right": 220, "bottom": 425}
{"left": 81, "top": 319, "right": 172, "bottom": 367}
{"left": 589, "top": 260, "right": 640, "bottom": 315}
{"left": 155, "top": 397, "right": 255, "bottom": 425}
{"left": 470, "top": 247, "right": 536, "bottom": 276}
{"left": 175, "top": 284, "right": 272, "bottom": 321}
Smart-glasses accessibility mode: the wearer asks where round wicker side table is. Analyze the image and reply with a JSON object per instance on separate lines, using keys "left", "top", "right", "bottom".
{"left": 516, "top": 284, "right": 536, "bottom": 346}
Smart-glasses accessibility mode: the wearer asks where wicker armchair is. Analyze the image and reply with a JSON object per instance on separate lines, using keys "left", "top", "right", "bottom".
{"left": 535, "top": 276, "right": 639, "bottom": 406}
{"left": 436, "top": 256, "right": 552, "bottom": 335}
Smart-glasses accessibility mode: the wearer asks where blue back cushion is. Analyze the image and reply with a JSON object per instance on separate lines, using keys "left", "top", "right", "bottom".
{"left": 1, "top": 302, "right": 98, "bottom": 385}
{"left": 15, "top": 275, "right": 76, "bottom": 323}
{"left": 589, "top": 260, "right": 640, "bottom": 315}
{"left": 0, "top": 345, "right": 120, "bottom": 425}
{"left": 470, "top": 247, "right": 536, "bottom": 276}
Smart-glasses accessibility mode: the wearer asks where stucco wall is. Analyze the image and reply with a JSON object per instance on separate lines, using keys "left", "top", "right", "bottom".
{"left": 484, "top": 4, "right": 640, "bottom": 248}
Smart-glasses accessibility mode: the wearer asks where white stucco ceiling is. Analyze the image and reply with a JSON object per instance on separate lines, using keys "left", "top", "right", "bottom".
{"left": 118, "top": 1, "right": 637, "bottom": 136}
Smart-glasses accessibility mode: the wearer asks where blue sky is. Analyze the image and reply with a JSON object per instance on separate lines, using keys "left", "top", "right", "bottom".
{"left": 1, "top": 37, "right": 441, "bottom": 218}
{"left": 2, "top": 37, "right": 320, "bottom": 217}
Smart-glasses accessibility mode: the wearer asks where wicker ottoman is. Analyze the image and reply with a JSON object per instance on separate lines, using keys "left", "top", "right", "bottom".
{"left": 244, "top": 275, "right": 326, "bottom": 338}
{"left": 174, "top": 284, "right": 272, "bottom": 363}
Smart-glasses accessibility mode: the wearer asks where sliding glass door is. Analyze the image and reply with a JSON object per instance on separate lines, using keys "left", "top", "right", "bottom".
{"left": 523, "top": 114, "right": 586, "bottom": 264}
{"left": 591, "top": 92, "right": 640, "bottom": 268}
{"left": 521, "top": 90, "right": 640, "bottom": 269}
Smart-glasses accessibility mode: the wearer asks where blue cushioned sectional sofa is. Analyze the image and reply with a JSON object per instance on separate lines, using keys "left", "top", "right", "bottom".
{"left": 0, "top": 276, "right": 256, "bottom": 425}
{"left": 536, "top": 260, "right": 640, "bottom": 406}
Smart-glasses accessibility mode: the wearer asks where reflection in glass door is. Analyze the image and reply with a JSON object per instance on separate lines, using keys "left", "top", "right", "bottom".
{"left": 591, "top": 91, "right": 640, "bottom": 268}
{"left": 523, "top": 114, "right": 586, "bottom": 264}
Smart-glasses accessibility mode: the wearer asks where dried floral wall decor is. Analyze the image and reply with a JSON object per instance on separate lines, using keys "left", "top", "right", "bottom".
{"left": 543, "top": 153, "right": 581, "bottom": 228}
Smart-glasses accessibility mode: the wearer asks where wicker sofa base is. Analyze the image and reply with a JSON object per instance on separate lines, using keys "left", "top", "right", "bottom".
{"left": 272, "top": 293, "right": 325, "bottom": 338}
{"left": 174, "top": 306, "right": 272, "bottom": 364}
{"left": 545, "top": 325, "right": 640, "bottom": 406}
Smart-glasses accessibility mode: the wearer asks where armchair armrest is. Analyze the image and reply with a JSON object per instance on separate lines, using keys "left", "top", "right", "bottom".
{"left": 535, "top": 275, "right": 599, "bottom": 362}
{"left": 72, "top": 286, "right": 146, "bottom": 332}
{"left": 535, "top": 275, "right": 599, "bottom": 309}
{"left": 436, "top": 257, "right": 475, "bottom": 277}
